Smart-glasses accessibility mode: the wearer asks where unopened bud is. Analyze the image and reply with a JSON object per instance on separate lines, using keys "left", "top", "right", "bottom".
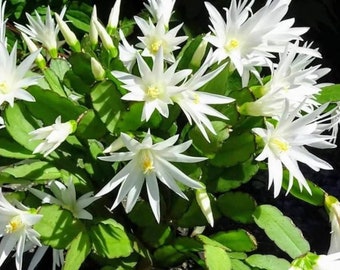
{"left": 21, "top": 33, "right": 46, "bottom": 69}
{"left": 107, "top": 0, "right": 121, "bottom": 35}
{"left": 55, "top": 13, "right": 81, "bottom": 52}
{"left": 89, "top": 5, "right": 98, "bottom": 48}
{"left": 196, "top": 188, "right": 214, "bottom": 227}
{"left": 94, "top": 19, "right": 117, "bottom": 57}
{"left": 91, "top": 57, "right": 106, "bottom": 81}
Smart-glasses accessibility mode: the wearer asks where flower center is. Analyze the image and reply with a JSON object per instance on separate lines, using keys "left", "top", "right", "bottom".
{"left": 150, "top": 40, "right": 163, "bottom": 54}
{"left": 141, "top": 151, "right": 154, "bottom": 174}
{"left": 0, "top": 81, "right": 10, "bottom": 94}
{"left": 5, "top": 215, "right": 24, "bottom": 234}
{"left": 270, "top": 137, "right": 290, "bottom": 153}
{"left": 225, "top": 38, "right": 239, "bottom": 52}
{"left": 193, "top": 93, "right": 200, "bottom": 104}
{"left": 146, "top": 85, "right": 161, "bottom": 99}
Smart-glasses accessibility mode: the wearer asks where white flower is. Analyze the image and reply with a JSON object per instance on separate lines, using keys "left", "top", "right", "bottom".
{"left": 135, "top": 16, "right": 187, "bottom": 62}
{"left": 0, "top": 189, "right": 42, "bottom": 270}
{"left": 96, "top": 131, "right": 205, "bottom": 222}
{"left": 173, "top": 51, "right": 234, "bottom": 140}
{"left": 0, "top": 0, "right": 7, "bottom": 45}
{"left": 239, "top": 43, "right": 330, "bottom": 117}
{"left": 15, "top": 6, "right": 66, "bottom": 58}
{"left": 29, "top": 179, "right": 97, "bottom": 220}
{"left": 204, "top": 0, "right": 308, "bottom": 86}
{"left": 313, "top": 253, "right": 340, "bottom": 270}
{"left": 144, "top": 0, "right": 176, "bottom": 27}
{"left": 118, "top": 29, "right": 138, "bottom": 72}
{"left": 112, "top": 48, "right": 191, "bottom": 121}
{"left": 0, "top": 42, "right": 40, "bottom": 107}
{"left": 325, "top": 102, "right": 340, "bottom": 143}
{"left": 28, "top": 245, "right": 64, "bottom": 270}
{"left": 252, "top": 101, "right": 335, "bottom": 197}
{"left": 29, "top": 116, "right": 76, "bottom": 157}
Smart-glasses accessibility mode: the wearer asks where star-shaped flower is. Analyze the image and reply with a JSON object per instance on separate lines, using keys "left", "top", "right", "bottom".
{"left": 0, "top": 42, "right": 40, "bottom": 107}
{"left": 112, "top": 48, "right": 191, "bottom": 121}
{"left": 204, "top": 0, "right": 308, "bottom": 86}
{"left": 96, "top": 131, "right": 206, "bottom": 222}
{"left": 0, "top": 189, "right": 42, "bottom": 270}
{"left": 29, "top": 116, "right": 77, "bottom": 157}
{"left": 252, "top": 100, "right": 335, "bottom": 197}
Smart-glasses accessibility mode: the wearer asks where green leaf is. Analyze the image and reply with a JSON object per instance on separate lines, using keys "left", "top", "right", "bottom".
{"left": 34, "top": 205, "right": 84, "bottom": 249}
{"left": 177, "top": 193, "right": 214, "bottom": 227}
{"left": 206, "top": 158, "right": 259, "bottom": 193}
{"left": 69, "top": 52, "right": 95, "bottom": 85}
{"left": 3, "top": 102, "right": 39, "bottom": 151}
{"left": 231, "top": 259, "right": 251, "bottom": 270}
{"left": 0, "top": 172, "right": 30, "bottom": 185}
{"left": 64, "top": 231, "right": 91, "bottom": 270}
{"left": 173, "top": 237, "right": 203, "bottom": 253}
{"left": 76, "top": 110, "right": 108, "bottom": 139}
{"left": 90, "top": 219, "right": 133, "bottom": 259}
{"left": 141, "top": 225, "right": 172, "bottom": 248}
{"left": 204, "top": 245, "right": 231, "bottom": 270}
{"left": 282, "top": 170, "right": 325, "bottom": 206}
{"left": 0, "top": 136, "right": 35, "bottom": 159}
{"left": 26, "top": 86, "right": 86, "bottom": 124}
{"left": 189, "top": 121, "right": 231, "bottom": 158}
{"left": 43, "top": 68, "right": 66, "bottom": 97}
{"left": 246, "top": 254, "right": 291, "bottom": 270}
{"left": 128, "top": 201, "right": 158, "bottom": 227}
{"left": 217, "top": 192, "right": 256, "bottom": 224}
{"left": 253, "top": 205, "right": 310, "bottom": 259}
{"left": 49, "top": 58, "right": 71, "bottom": 80}
{"left": 177, "top": 35, "right": 204, "bottom": 71}
{"left": 210, "top": 132, "right": 255, "bottom": 167}
{"left": 211, "top": 230, "right": 257, "bottom": 252}
{"left": 91, "top": 81, "right": 125, "bottom": 132}
{"left": 317, "top": 84, "right": 340, "bottom": 103}
{"left": 153, "top": 245, "right": 186, "bottom": 267}
{"left": 115, "top": 102, "right": 143, "bottom": 132}
{"left": 66, "top": 10, "right": 90, "bottom": 32}
{"left": 2, "top": 161, "right": 61, "bottom": 181}
{"left": 196, "top": 235, "right": 230, "bottom": 250}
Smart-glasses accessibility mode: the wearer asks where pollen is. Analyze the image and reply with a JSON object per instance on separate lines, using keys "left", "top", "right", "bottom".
{"left": 270, "top": 138, "right": 290, "bottom": 152}
{"left": 225, "top": 38, "right": 239, "bottom": 52}
{"left": 0, "top": 81, "right": 9, "bottom": 94}
{"left": 142, "top": 154, "right": 154, "bottom": 174}
{"left": 146, "top": 86, "right": 160, "bottom": 99}
{"left": 150, "top": 40, "right": 163, "bottom": 54}
{"left": 5, "top": 216, "right": 23, "bottom": 234}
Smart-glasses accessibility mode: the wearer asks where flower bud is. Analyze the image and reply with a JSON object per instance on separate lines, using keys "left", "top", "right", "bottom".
{"left": 91, "top": 57, "right": 106, "bottom": 81}
{"left": 55, "top": 13, "right": 81, "bottom": 52}
{"left": 190, "top": 39, "right": 208, "bottom": 68}
{"left": 89, "top": 5, "right": 98, "bottom": 48}
{"left": 21, "top": 33, "right": 46, "bottom": 69}
{"left": 94, "top": 19, "right": 117, "bottom": 57}
{"left": 107, "top": 0, "right": 121, "bottom": 35}
{"left": 195, "top": 188, "right": 214, "bottom": 227}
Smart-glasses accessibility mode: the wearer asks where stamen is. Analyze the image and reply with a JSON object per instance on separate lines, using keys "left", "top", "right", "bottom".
{"left": 0, "top": 81, "right": 9, "bottom": 94}
{"left": 5, "top": 216, "right": 23, "bottom": 234}
{"left": 225, "top": 38, "right": 239, "bottom": 52}
{"left": 146, "top": 86, "right": 160, "bottom": 99}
